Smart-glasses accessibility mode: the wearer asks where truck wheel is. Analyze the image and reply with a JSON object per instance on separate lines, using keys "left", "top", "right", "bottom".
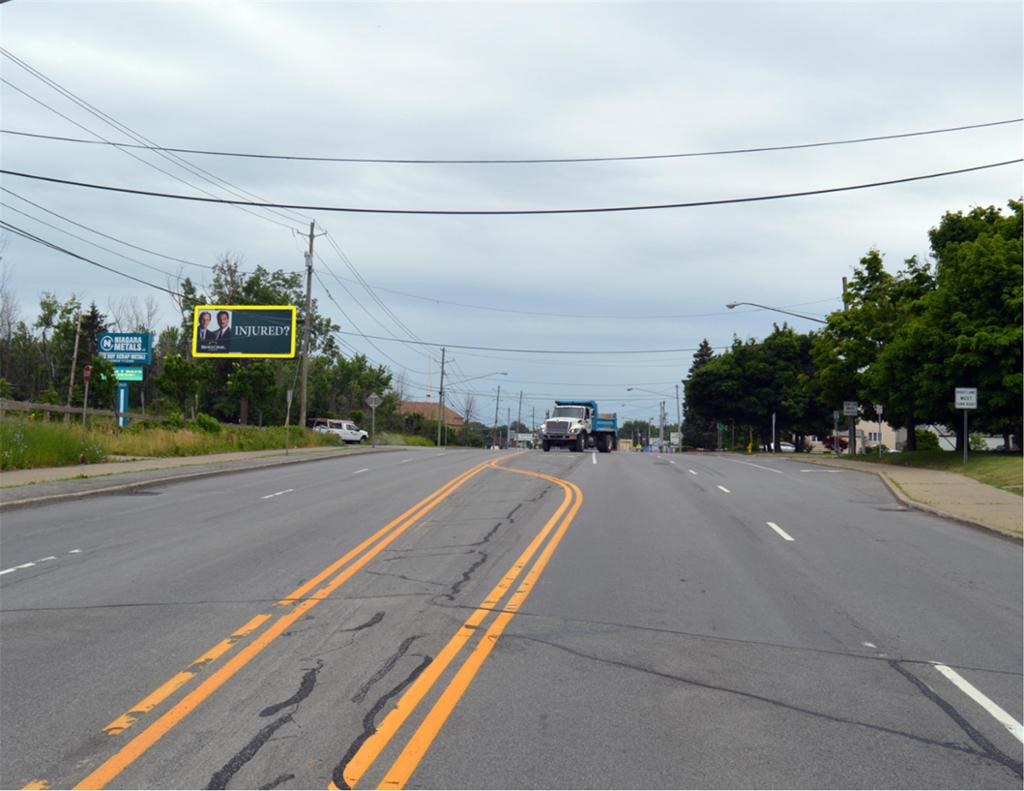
{"left": 598, "top": 434, "right": 611, "bottom": 453}
{"left": 575, "top": 433, "right": 586, "bottom": 453}
{"left": 542, "top": 439, "right": 550, "bottom": 452}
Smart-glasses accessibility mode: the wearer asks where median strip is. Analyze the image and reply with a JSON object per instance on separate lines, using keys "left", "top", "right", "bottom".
{"left": 338, "top": 457, "right": 583, "bottom": 790}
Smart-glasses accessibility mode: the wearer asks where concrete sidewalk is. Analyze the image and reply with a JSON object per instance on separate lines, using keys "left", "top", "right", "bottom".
{"left": 0, "top": 445, "right": 404, "bottom": 509}
{"left": 791, "top": 455, "right": 1022, "bottom": 540}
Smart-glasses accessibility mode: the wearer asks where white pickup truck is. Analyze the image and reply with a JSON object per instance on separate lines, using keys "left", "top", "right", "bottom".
{"left": 311, "top": 418, "right": 368, "bottom": 444}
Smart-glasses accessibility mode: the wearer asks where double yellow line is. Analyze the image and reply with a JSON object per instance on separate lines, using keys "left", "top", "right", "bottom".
{"left": 336, "top": 457, "right": 584, "bottom": 790}
{"left": 37, "top": 455, "right": 500, "bottom": 791}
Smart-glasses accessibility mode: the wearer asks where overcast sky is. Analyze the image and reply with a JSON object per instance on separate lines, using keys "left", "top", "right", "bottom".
{"left": 1, "top": 1, "right": 1021, "bottom": 425}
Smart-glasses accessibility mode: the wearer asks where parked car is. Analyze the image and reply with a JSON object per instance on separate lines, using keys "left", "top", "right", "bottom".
{"left": 778, "top": 442, "right": 796, "bottom": 452}
{"left": 311, "top": 418, "right": 368, "bottom": 444}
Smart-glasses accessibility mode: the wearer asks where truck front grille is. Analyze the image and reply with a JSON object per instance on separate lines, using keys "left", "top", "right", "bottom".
{"left": 546, "top": 421, "right": 570, "bottom": 435}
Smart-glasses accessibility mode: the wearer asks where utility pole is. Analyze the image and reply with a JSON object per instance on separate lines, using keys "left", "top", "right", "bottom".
{"left": 516, "top": 390, "right": 523, "bottom": 448}
{"left": 659, "top": 401, "right": 665, "bottom": 448}
{"left": 64, "top": 313, "right": 82, "bottom": 425}
{"left": 436, "top": 347, "right": 446, "bottom": 447}
{"left": 492, "top": 384, "right": 501, "bottom": 449}
{"left": 675, "top": 383, "right": 682, "bottom": 454}
{"left": 531, "top": 406, "right": 535, "bottom": 433}
{"left": 298, "top": 221, "right": 315, "bottom": 430}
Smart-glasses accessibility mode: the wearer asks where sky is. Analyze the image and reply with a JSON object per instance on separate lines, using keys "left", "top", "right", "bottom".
{"left": 1, "top": 0, "right": 1021, "bottom": 427}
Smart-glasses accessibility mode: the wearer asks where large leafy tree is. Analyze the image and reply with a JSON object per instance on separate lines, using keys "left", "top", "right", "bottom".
{"left": 888, "top": 200, "right": 1022, "bottom": 449}
{"left": 682, "top": 339, "right": 717, "bottom": 448}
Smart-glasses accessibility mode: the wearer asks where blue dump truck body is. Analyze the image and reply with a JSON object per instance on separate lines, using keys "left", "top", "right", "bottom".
{"left": 540, "top": 400, "right": 618, "bottom": 453}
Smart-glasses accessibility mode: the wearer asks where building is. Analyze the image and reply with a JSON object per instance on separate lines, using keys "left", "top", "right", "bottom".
{"left": 397, "top": 400, "right": 465, "bottom": 427}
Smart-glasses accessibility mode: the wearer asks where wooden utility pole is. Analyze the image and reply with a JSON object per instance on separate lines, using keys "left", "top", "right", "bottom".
{"left": 435, "top": 347, "right": 446, "bottom": 446}
{"left": 298, "top": 222, "right": 315, "bottom": 430}
{"left": 516, "top": 390, "right": 523, "bottom": 448}
{"left": 64, "top": 313, "right": 82, "bottom": 424}
{"left": 492, "top": 384, "right": 501, "bottom": 449}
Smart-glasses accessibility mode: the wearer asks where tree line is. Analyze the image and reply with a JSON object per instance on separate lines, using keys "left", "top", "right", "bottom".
{"left": 682, "top": 200, "right": 1022, "bottom": 453}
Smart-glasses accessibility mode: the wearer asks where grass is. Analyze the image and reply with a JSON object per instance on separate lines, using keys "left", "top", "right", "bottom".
{"left": 0, "top": 421, "right": 105, "bottom": 470}
{"left": 854, "top": 450, "right": 1023, "bottom": 495}
{"left": 376, "top": 433, "right": 436, "bottom": 447}
{"left": 0, "top": 417, "right": 341, "bottom": 469}
{"left": 91, "top": 424, "right": 340, "bottom": 457}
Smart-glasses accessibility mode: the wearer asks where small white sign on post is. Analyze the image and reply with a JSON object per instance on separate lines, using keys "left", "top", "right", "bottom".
{"left": 843, "top": 401, "right": 859, "bottom": 417}
{"left": 670, "top": 431, "right": 682, "bottom": 446}
{"left": 954, "top": 388, "right": 977, "bottom": 410}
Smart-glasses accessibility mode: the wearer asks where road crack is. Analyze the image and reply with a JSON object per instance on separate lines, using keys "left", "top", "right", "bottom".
{"left": 206, "top": 660, "right": 323, "bottom": 789}
{"left": 332, "top": 653, "right": 433, "bottom": 789}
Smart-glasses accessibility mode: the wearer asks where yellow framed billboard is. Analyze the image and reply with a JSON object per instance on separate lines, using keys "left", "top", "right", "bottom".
{"left": 191, "top": 305, "right": 297, "bottom": 358}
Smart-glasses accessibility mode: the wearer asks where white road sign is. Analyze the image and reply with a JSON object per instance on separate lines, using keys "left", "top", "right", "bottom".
{"left": 365, "top": 393, "right": 383, "bottom": 408}
{"left": 954, "top": 388, "right": 977, "bottom": 409}
{"left": 843, "top": 401, "right": 859, "bottom": 416}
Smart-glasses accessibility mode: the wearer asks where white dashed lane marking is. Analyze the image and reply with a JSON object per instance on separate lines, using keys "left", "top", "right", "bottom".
{"left": 716, "top": 485, "right": 731, "bottom": 493}
{"left": 766, "top": 521, "right": 794, "bottom": 541}
{"left": 0, "top": 549, "right": 84, "bottom": 577}
{"left": 353, "top": 468, "right": 369, "bottom": 475}
{"left": 688, "top": 469, "right": 697, "bottom": 475}
{"left": 932, "top": 663, "right": 1024, "bottom": 744}
{"left": 261, "top": 489, "right": 294, "bottom": 500}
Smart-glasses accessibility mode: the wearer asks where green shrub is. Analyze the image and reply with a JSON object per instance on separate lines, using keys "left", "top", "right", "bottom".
{"left": 914, "top": 429, "right": 941, "bottom": 451}
{"left": 190, "top": 412, "right": 222, "bottom": 434}
{"left": 164, "top": 410, "right": 185, "bottom": 430}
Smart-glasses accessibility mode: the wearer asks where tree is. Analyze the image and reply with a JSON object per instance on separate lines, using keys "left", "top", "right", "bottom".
{"left": 227, "top": 361, "right": 277, "bottom": 425}
{"left": 897, "top": 200, "right": 1023, "bottom": 450}
{"left": 155, "top": 354, "right": 202, "bottom": 416}
{"left": 682, "top": 339, "right": 717, "bottom": 448}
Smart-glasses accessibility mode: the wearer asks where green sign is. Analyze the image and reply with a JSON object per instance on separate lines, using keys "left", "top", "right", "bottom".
{"left": 192, "top": 305, "right": 297, "bottom": 359}
{"left": 717, "top": 423, "right": 728, "bottom": 430}
{"left": 114, "top": 366, "right": 145, "bottom": 382}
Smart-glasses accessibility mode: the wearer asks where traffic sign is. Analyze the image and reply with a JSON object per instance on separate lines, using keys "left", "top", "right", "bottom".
{"left": 843, "top": 401, "right": 859, "bottom": 416}
{"left": 954, "top": 388, "right": 977, "bottom": 409}
{"left": 365, "top": 393, "right": 383, "bottom": 408}
{"left": 83, "top": 365, "right": 92, "bottom": 382}
{"left": 113, "top": 366, "right": 144, "bottom": 382}
{"left": 875, "top": 404, "right": 883, "bottom": 416}
{"left": 98, "top": 332, "right": 152, "bottom": 365}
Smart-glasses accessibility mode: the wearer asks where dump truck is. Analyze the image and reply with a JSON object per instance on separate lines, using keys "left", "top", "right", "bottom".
{"left": 540, "top": 400, "right": 618, "bottom": 453}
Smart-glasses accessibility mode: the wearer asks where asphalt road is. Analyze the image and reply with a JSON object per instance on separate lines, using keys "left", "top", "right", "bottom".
{"left": 1, "top": 448, "right": 1021, "bottom": 789}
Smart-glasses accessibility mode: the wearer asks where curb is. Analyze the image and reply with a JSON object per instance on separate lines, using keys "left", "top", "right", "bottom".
{"left": 788, "top": 456, "right": 1022, "bottom": 544}
{"left": 0, "top": 446, "right": 403, "bottom": 512}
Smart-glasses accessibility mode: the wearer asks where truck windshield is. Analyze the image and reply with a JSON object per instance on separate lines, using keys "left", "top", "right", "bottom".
{"left": 552, "top": 407, "right": 586, "bottom": 418}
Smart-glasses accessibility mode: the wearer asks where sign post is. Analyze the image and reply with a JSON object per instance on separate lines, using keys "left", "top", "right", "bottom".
{"left": 285, "top": 389, "right": 294, "bottom": 456}
{"left": 81, "top": 364, "right": 92, "bottom": 438}
{"left": 954, "top": 388, "right": 977, "bottom": 465}
{"left": 874, "top": 404, "right": 884, "bottom": 458}
{"left": 366, "top": 393, "right": 382, "bottom": 448}
{"left": 843, "top": 401, "right": 859, "bottom": 455}
{"left": 116, "top": 382, "right": 129, "bottom": 428}
{"left": 832, "top": 409, "right": 840, "bottom": 456}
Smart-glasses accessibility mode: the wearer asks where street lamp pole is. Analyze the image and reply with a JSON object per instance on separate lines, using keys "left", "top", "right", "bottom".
{"left": 725, "top": 302, "right": 827, "bottom": 324}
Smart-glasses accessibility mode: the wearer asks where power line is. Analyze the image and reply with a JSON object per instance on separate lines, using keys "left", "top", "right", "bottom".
{"left": 3, "top": 118, "right": 1019, "bottom": 164}
{"left": 1, "top": 187, "right": 213, "bottom": 270}
{"left": 317, "top": 275, "right": 839, "bottom": 320}
{"left": 329, "top": 329, "right": 720, "bottom": 355}
{"left": 0, "top": 49, "right": 309, "bottom": 232}
{"left": 0, "top": 219, "right": 181, "bottom": 296}
{"left": 0, "top": 200, "right": 185, "bottom": 280}
{"left": 3, "top": 159, "right": 1018, "bottom": 215}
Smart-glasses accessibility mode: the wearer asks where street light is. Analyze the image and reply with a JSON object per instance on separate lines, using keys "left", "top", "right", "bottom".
{"left": 626, "top": 386, "right": 673, "bottom": 397}
{"left": 725, "top": 302, "right": 827, "bottom": 324}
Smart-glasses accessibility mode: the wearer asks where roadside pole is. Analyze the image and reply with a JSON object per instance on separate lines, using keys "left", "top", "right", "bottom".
{"left": 832, "top": 410, "right": 840, "bottom": 456}
{"left": 771, "top": 411, "right": 776, "bottom": 452}
{"left": 875, "top": 403, "right": 884, "bottom": 458}
{"left": 675, "top": 383, "right": 682, "bottom": 454}
{"left": 844, "top": 401, "right": 859, "bottom": 455}
{"left": 81, "top": 365, "right": 91, "bottom": 440}
{"left": 64, "top": 313, "right": 81, "bottom": 425}
{"left": 955, "top": 388, "right": 977, "bottom": 465}
{"left": 492, "top": 384, "right": 501, "bottom": 450}
{"left": 366, "top": 392, "right": 382, "bottom": 449}
{"left": 284, "top": 389, "right": 293, "bottom": 456}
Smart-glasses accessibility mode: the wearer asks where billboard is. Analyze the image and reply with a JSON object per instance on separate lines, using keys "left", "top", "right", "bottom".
{"left": 192, "top": 305, "right": 297, "bottom": 358}
{"left": 98, "top": 332, "right": 152, "bottom": 365}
